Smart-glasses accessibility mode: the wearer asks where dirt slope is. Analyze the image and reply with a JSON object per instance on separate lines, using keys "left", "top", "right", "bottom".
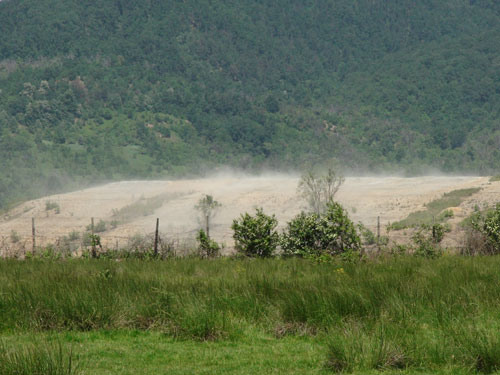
{"left": 0, "top": 175, "right": 497, "bottom": 254}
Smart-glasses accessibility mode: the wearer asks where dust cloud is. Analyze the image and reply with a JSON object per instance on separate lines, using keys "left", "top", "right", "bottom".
{"left": 0, "top": 172, "right": 495, "bottom": 252}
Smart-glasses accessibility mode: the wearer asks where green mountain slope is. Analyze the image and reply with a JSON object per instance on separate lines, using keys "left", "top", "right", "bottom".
{"left": 0, "top": 0, "right": 499, "bottom": 209}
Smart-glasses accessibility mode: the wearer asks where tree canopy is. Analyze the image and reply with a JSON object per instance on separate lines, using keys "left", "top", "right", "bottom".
{"left": 0, "top": 0, "right": 498, "bottom": 209}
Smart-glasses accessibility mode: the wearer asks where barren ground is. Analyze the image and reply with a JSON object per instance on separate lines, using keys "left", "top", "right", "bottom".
{"left": 1, "top": 175, "right": 498, "bottom": 254}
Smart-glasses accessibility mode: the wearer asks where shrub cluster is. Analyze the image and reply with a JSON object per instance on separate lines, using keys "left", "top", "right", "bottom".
{"left": 281, "top": 202, "right": 361, "bottom": 257}
{"left": 463, "top": 203, "right": 500, "bottom": 255}
{"left": 232, "top": 202, "right": 360, "bottom": 258}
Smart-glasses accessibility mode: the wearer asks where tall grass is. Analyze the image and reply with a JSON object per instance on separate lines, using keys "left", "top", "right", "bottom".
{"left": 0, "top": 341, "right": 78, "bottom": 375}
{"left": 3, "top": 257, "right": 500, "bottom": 371}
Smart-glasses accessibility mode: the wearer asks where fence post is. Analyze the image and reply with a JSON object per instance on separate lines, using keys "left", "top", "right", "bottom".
{"left": 377, "top": 216, "right": 380, "bottom": 246}
{"left": 32, "top": 217, "right": 36, "bottom": 253}
{"left": 91, "top": 217, "right": 96, "bottom": 258}
{"left": 206, "top": 214, "right": 210, "bottom": 238}
{"left": 154, "top": 218, "right": 159, "bottom": 256}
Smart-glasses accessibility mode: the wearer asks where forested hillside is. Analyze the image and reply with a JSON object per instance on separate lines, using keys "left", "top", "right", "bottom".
{"left": 0, "top": 0, "right": 499, "bottom": 209}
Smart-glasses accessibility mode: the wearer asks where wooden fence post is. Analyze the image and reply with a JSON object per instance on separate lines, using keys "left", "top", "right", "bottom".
{"left": 91, "top": 217, "right": 96, "bottom": 258}
{"left": 32, "top": 217, "right": 36, "bottom": 253}
{"left": 206, "top": 214, "right": 210, "bottom": 238}
{"left": 154, "top": 218, "right": 159, "bottom": 256}
{"left": 377, "top": 216, "right": 380, "bottom": 246}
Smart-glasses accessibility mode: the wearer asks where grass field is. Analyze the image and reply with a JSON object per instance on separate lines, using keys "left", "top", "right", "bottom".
{"left": 2, "top": 257, "right": 500, "bottom": 374}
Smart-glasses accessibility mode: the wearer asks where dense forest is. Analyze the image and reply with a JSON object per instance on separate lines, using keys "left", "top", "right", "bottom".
{"left": 0, "top": 0, "right": 499, "bottom": 209}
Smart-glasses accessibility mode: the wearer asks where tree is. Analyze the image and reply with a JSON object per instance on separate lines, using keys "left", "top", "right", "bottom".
{"left": 297, "top": 166, "right": 345, "bottom": 214}
{"left": 264, "top": 95, "right": 279, "bottom": 113}
{"left": 195, "top": 194, "right": 222, "bottom": 238}
{"left": 232, "top": 208, "right": 279, "bottom": 258}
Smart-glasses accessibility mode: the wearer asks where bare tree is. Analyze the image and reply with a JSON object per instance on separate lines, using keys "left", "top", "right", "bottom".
{"left": 298, "top": 166, "right": 345, "bottom": 214}
{"left": 195, "top": 194, "right": 222, "bottom": 238}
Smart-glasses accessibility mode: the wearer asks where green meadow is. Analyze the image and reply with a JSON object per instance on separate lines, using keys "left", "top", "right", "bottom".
{"left": 2, "top": 257, "right": 500, "bottom": 374}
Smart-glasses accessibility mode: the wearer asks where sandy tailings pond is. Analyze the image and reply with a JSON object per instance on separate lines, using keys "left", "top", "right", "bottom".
{"left": 0, "top": 175, "right": 497, "bottom": 253}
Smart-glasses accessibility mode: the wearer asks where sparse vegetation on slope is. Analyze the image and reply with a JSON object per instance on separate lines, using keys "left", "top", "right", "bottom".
{"left": 389, "top": 187, "right": 481, "bottom": 229}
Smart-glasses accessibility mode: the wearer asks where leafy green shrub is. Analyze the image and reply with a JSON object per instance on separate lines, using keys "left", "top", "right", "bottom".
{"left": 35, "top": 245, "right": 62, "bottom": 260}
{"left": 471, "top": 203, "right": 500, "bottom": 253}
{"left": 280, "top": 212, "right": 322, "bottom": 256}
{"left": 231, "top": 208, "right": 279, "bottom": 258}
{"left": 390, "top": 244, "right": 410, "bottom": 256}
{"left": 322, "top": 202, "right": 361, "bottom": 253}
{"left": 411, "top": 224, "right": 444, "bottom": 258}
{"left": 196, "top": 229, "right": 220, "bottom": 258}
{"left": 281, "top": 202, "right": 360, "bottom": 257}
{"left": 358, "top": 223, "right": 376, "bottom": 245}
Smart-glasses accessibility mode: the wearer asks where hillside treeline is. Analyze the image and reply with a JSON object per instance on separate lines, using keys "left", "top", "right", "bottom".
{"left": 0, "top": 0, "right": 499, "bottom": 209}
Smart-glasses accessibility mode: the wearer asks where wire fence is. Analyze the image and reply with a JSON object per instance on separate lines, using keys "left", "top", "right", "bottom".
{"left": 0, "top": 215, "right": 471, "bottom": 258}
{"left": 0, "top": 217, "right": 246, "bottom": 257}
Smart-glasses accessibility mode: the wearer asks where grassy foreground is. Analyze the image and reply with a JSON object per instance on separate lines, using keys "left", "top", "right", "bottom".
{"left": 3, "top": 257, "right": 500, "bottom": 374}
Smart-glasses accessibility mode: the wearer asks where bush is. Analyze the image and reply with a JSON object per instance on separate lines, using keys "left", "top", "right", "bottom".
{"left": 280, "top": 212, "right": 322, "bottom": 256}
{"left": 10, "top": 230, "right": 20, "bottom": 243}
{"left": 45, "top": 201, "right": 60, "bottom": 213}
{"left": 85, "top": 220, "right": 107, "bottom": 234}
{"left": 411, "top": 224, "right": 444, "bottom": 258}
{"left": 358, "top": 223, "right": 376, "bottom": 245}
{"left": 281, "top": 201, "right": 361, "bottom": 257}
{"left": 461, "top": 227, "right": 494, "bottom": 256}
{"left": 440, "top": 209, "right": 454, "bottom": 219}
{"left": 231, "top": 208, "right": 279, "bottom": 257}
{"left": 93, "top": 220, "right": 107, "bottom": 233}
{"left": 468, "top": 203, "right": 500, "bottom": 254}
{"left": 196, "top": 229, "right": 220, "bottom": 258}
{"left": 476, "top": 204, "right": 500, "bottom": 250}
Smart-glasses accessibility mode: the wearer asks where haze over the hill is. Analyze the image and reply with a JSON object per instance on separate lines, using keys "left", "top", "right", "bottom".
{"left": 0, "top": 0, "right": 498, "bottom": 209}
{"left": 1, "top": 175, "right": 496, "bottom": 254}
